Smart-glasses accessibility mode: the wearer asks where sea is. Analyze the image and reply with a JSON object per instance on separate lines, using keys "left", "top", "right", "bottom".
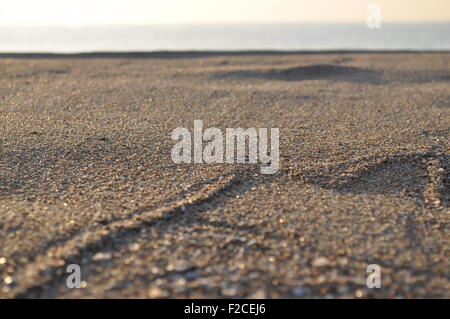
{"left": 0, "top": 23, "right": 449, "bottom": 53}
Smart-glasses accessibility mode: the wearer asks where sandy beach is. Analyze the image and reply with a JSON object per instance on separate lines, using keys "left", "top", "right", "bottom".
{"left": 0, "top": 52, "right": 448, "bottom": 298}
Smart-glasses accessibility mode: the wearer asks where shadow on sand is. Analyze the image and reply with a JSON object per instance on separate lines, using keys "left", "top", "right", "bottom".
{"left": 213, "top": 64, "right": 384, "bottom": 84}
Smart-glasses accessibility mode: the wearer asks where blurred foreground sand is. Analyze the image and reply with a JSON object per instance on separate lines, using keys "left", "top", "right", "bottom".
{"left": 0, "top": 52, "right": 448, "bottom": 298}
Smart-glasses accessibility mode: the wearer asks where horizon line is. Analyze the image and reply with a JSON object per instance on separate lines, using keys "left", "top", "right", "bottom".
{"left": 1, "top": 21, "right": 450, "bottom": 28}
{"left": 1, "top": 50, "right": 449, "bottom": 59}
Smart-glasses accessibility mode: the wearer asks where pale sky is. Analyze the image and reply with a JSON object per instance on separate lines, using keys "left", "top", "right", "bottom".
{"left": 0, "top": 0, "right": 449, "bottom": 26}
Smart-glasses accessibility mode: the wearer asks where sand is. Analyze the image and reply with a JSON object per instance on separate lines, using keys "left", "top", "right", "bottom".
{"left": 0, "top": 52, "right": 449, "bottom": 298}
